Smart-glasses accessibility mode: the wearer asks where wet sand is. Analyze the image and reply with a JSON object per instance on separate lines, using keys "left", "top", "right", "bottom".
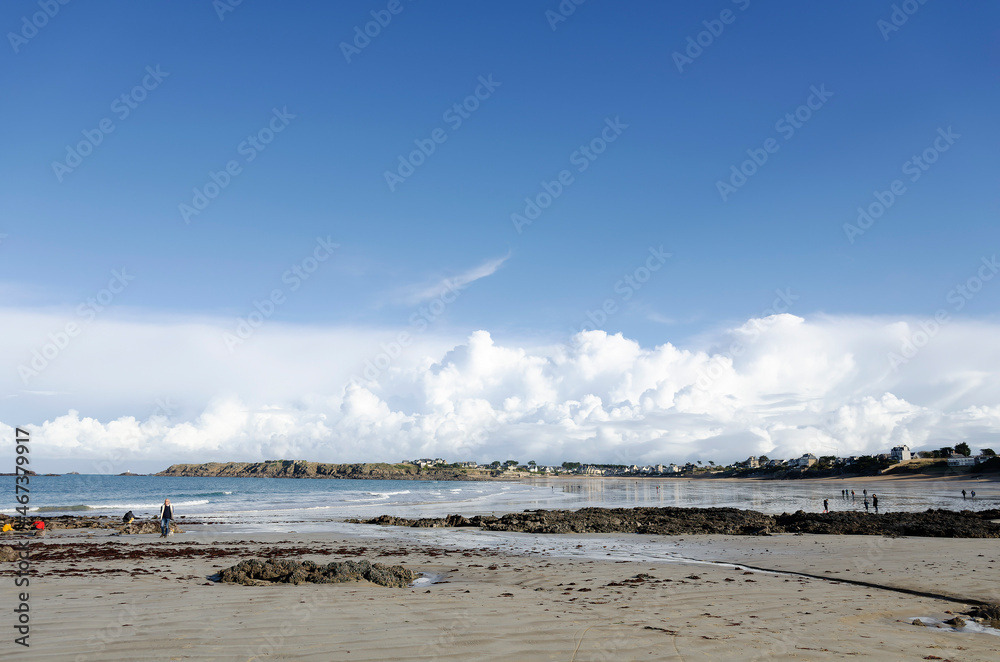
{"left": 3, "top": 529, "right": 999, "bottom": 661}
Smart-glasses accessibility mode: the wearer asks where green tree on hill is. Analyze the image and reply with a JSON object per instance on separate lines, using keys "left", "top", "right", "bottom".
{"left": 982, "top": 448, "right": 996, "bottom": 457}
{"left": 955, "top": 442, "right": 971, "bottom": 457}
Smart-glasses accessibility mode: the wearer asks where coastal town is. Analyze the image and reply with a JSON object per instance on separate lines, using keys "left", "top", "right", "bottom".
{"left": 406, "top": 443, "right": 999, "bottom": 477}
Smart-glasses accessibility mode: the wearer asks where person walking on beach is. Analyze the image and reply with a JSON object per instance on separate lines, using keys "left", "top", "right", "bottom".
{"left": 962, "top": 489, "right": 967, "bottom": 500}
{"left": 872, "top": 494, "right": 879, "bottom": 514}
{"left": 823, "top": 499, "right": 829, "bottom": 513}
{"left": 863, "top": 497, "right": 869, "bottom": 512}
{"left": 851, "top": 490, "right": 856, "bottom": 500}
{"left": 971, "top": 490, "right": 976, "bottom": 499}
{"left": 158, "top": 498, "right": 174, "bottom": 538}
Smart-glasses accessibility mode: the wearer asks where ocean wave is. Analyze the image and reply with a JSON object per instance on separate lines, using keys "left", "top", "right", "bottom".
{"left": 32, "top": 499, "right": 210, "bottom": 513}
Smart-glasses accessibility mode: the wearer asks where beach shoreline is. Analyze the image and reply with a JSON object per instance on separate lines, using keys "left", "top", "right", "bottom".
{"left": 4, "top": 527, "right": 999, "bottom": 660}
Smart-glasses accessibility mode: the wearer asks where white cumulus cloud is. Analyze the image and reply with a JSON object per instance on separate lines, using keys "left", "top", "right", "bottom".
{"left": 3, "top": 308, "right": 1000, "bottom": 470}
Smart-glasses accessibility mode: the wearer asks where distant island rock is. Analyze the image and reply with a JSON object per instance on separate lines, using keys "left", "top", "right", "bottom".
{"left": 156, "top": 460, "right": 495, "bottom": 481}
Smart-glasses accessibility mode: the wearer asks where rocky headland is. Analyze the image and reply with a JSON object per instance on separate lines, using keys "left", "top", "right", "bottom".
{"left": 350, "top": 506, "right": 1000, "bottom": 538}
{"left": 156, "top": 460, "right": 492, "bottom": 480}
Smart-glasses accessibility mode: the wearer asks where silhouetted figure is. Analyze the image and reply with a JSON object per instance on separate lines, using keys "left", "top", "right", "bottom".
{"left": 823, "top": 499, "right": 829, "bottom": 513}
{"left": 971, "top": 490, "right": 976, "bottom": 499}
{"left": 864, "top": 498, "right": 869, "bottom": 512}
{"left": 962, "top": 489, "right": 967, "bottom": 500}
{"left": 872, "top": 494, "right": 879, "bottom": 514}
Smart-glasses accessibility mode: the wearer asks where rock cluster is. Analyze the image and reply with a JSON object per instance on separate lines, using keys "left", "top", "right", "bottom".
{"left": 352, "top": 507, "right": 1000, "bottom": 538}
{"left": 968, "top": 604, "right": 1000, "bottom": 628}
{"left": 218, "top": 558, "right": 416, "bottom": 588}
{"left": 0, "top": 546, "right": 19, "bottom": 562}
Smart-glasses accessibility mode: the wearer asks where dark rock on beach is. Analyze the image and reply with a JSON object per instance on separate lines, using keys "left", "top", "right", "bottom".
{"left": 0, "top": 514, "right": 184, "bottom": 534}
{"left": 968, "top": 604, "right": 1000, "bottom": 628}
{"left": 351, "top": 507, "right": 1000, "bottom": 538}
{"left": 218, "top": 557, "right": 415, "bottom": 588}
{"left": 944, "top": 616, "right": 966, "bottom": 628}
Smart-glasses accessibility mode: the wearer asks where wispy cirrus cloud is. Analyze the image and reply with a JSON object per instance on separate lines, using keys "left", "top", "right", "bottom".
{"left": 394, "top": 252, "right": 511, "bottom": 306}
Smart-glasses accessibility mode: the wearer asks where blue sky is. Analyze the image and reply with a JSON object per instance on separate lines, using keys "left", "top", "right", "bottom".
{"left": 2, "top": 1, "right": 999, "bottom": 469}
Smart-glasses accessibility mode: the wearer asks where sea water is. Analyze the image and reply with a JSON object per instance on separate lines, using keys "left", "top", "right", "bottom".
{"left": 2, "top": 474, "right": 995, "bottom": 531}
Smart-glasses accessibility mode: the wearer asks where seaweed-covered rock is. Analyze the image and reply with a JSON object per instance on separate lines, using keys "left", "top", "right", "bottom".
{"left": 123, "top": 520, "right": 181, "bottom": 535}
{"left": 218, "top": 558, "right": 415, "bottom": 588}
{"left": 0, "top": 546, "right": 20, "bottom": 562}
{"left": 968, "top": 604, "right": 1000, "bottom": 628}
{"left": 353, "top": 507, "right": 1000, "bottom": 538}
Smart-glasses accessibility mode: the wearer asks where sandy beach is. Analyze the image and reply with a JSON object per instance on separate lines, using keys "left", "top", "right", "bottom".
{"left": 4, "top": 526, "right": 999, "bottom": 661}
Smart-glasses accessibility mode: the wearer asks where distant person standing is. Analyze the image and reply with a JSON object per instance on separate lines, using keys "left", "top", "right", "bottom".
{"left": 158, "top": 498, "right": 174, "bottom": 538}
{"left": 962, "top": 489, "right": 967, "bottom": 500}
{"left": 823, "top": 499, "right": 829, "bottom": 513}
{"left": 872, "top": 494, "right": 879, "bottom": 514}
{"left": 863, "top": 497, "right": 869, "bottom": 512}
{"left": 971, "top": 490, "right": 976, "bottom": 499}
{"left": 851, "top": 490, "right": 856, "bottom": 500}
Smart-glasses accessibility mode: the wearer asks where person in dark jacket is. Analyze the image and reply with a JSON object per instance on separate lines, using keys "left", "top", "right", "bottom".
{"left": 157, "top": 499, "right": 174, "bottom": 538}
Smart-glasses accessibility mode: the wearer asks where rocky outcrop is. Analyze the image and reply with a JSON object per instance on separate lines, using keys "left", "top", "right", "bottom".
{"left": 0, "top": 514, "right": 184, "bottom": 534}
{"left": 156, "top": 460, "right": 490, "bottom": 481}
{"left": 0, "top": 546, "right": 19, "bottom": 562}
{"left": 218, "top": 558, "right": 415, "bottom": 587}
{"left": 353, "top": 507, "right": 1000, "bottom": 538}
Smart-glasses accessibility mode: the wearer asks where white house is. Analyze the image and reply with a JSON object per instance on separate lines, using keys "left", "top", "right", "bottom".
{"left": 947, "top": 456, "right": 977, "bottom": 467}
{"left": 790, "top": 453, "right": 817, "bottom": 468}
{"left": 890, "top": 445, "right": 911, "bottom": 462}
